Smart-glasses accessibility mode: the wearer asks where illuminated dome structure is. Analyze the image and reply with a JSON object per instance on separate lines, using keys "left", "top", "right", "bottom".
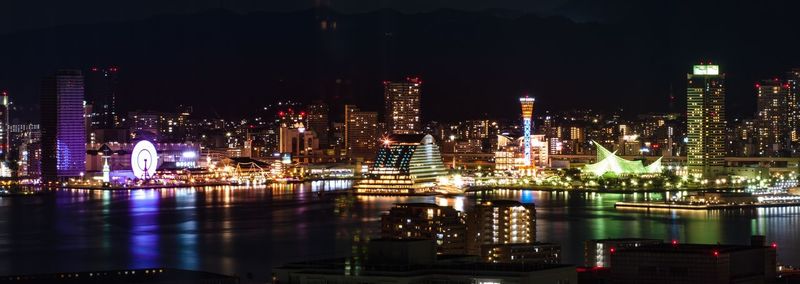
{"left": 583, "top": 141, "right": 662, "bottom": 176}
{"left": 131, "top": 140, "right": 159, "bottom": 179}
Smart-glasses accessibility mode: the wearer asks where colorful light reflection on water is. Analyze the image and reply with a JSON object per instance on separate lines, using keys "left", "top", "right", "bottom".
{"left": 0, "top": 184, "right": 797, "bottom": 281}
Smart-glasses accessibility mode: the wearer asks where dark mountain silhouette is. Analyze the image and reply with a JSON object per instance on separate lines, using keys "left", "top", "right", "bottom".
{"left": 1, "top": 5, "right": 800, "bottom": 122}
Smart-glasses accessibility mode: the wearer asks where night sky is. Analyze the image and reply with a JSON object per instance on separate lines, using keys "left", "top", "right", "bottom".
{"left": 2, "top": 0, "right": 800, "bottom": 122}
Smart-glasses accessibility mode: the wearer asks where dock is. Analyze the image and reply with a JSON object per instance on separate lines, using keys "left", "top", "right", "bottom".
{"left": 615, "top": 201, "right": 800, "bottom": 210}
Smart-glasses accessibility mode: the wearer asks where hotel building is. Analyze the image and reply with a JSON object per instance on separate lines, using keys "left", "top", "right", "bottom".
{"left": 354, "top": 134, "right": 447, "bottom": 195}
{"left": 686, "top": 64, "right": 726, "bottom": 178}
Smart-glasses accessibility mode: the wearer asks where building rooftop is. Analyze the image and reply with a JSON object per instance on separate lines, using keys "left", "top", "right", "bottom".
{"left": 385, "top": 134, "right": 430, "bottom": 144}
{"left": 392, "top": 202, "right": 446, "bottom": 208}
{"left": 587, "top": 238, "right": 663, "bottom": 242}
{"left": 616, "top": 243, "right": 770, "bottom": 255}
{"left": 276, "top": 257, "right": 574, "bottom": 276}
{"left": 479, "top": 200, "right": 529, "bottom": 207}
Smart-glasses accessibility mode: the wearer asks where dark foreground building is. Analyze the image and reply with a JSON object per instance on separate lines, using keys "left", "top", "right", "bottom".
{"left": 0, "top": 268, "right": 239, "bottom": 283}
{"left": 610, "top": 241, "right": 777, "bottom": 284}
{"left": 584, "top": 238, "right": 663, "bottom": 268}
{"left": 273, "top": 239, "right": 576, "bottom": 284}
{"left": 381, "top": 203, "right": 467, "bottom": 254}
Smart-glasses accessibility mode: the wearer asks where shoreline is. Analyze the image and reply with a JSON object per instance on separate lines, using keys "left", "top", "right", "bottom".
{"left": 615, "top": 201, "right": 800, "bottom": 210}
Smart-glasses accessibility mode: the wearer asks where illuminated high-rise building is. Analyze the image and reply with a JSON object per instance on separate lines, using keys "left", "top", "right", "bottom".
{"left": 384, "top": 77, "right": 422, "bottom": 134}
{"left": 306, "top": 101, "right": 330, "bottom": 148}
{"left": 0, "top": 91, "right": 9, "bottom": 159}
{"left": 344, "top": 105, "right": 378, "bottom": 159}
{"left": 466, "top": 200, "right": 536, "bottom": 255}
{"left": 786, "top": 68, "right": 800, "bottom": 142}
{"left": 41, "top": 70, "right": 86, "bottom": 181}
{"left": 756, "top": 79, "right": 790, "bottom": 156}
{"left": 686, "top": 64, "right": 726, "bottom": 178}
{"left": 520, "top": 97, "right": 535, "bottom": 166}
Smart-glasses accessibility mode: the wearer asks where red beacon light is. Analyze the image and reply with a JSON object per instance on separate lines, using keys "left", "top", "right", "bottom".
{"left": 671, "top": 240, "right": 678, "bottom": 245}
{"left": 609, "top": 248, "right": 616, "bottom": 253}
{"left": 771, "top": 242, "right": 778, "bottom": 249}
{"left": 713, "top": 250, "right": 719, "bottom": 257}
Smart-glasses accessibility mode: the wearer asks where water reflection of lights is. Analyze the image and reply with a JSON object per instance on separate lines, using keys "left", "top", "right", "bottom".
{"left": 129, "top": 188, "right": 160, "bottom": 268}
{"left": 432, "top": 196, "right": 466, "bottom": 212}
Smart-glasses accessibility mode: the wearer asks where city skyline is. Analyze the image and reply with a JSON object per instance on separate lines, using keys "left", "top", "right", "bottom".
{"left": 3, "top": 2, "right": 800, "bottom": 283}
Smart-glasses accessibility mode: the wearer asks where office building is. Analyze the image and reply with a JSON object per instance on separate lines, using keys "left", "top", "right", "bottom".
{"left": 384, "top": 77, "right": 422, "bottom": 134}
{"left": 0, "top": 91, "right": 8, "bottom": 159}
{"left": 127, "top": 111, "right": 160, "bottom": 139}
{"left": 687, "top": 64, "right": 726, "bottom": 178}
{"left": 458, "top": 120, "right": 493, "bottom": 139}
{"left": 381, "top": 203, "right": 467, "bottom": 254}
{"left": 494, "top": 134, "right": 522, "bottom": 171}
{"left": 466, "top": 200, "right": 536, "bottom": 255}
{"left": 610, "top": 240, "right": 777, "bottom": 284}
{"left": 306, "top": 101, "right": 330, "bottom": 148}
{"left": 354, "top": 134, "right": 447, "bottom": 195}
{"left": 786, "top": 68, "right": 800, "bottom": 143}
{"left": 274, "top": 239, "right": 577, "bottom": 284}
{"left": 85, "top": 66, "right": 119, "bottom": 129}
{"left": 279, "top": 126, "right": 320, "bottom": 163}
{"left": 531, "top": 134, "right": 549, "bottom": 167}
{"left": 584, "top": 238, "right": 663, "bottom": 268}
{"left": 41, "top": 70, "right": 86, "bottom": 181}
{"left": 344, "top": 105, "right": 378, "bottom": 160}
{"left": 756, "top": 79, "right": 790, "bottom": 156}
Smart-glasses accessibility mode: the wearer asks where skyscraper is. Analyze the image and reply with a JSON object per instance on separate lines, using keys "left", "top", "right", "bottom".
{"left": 344, "top": 105, "right": 378, "bottom": 159}
{"left": 756, "top": 79, "right": 789, "bottom": 156}
{"left": 0, "top": 91, "right": 9, "bottom": 159}
{"left": 85, "top": 67, "right": 119, "bottom": 129}
{"left": 384, "top": 77, "right": 422, "bottom": 134}
{"left": 520, "top": 97, "right": 535, "bottom": 167}
{"left": 306, "top": 101, "right": 330, "bottom": 148}
{"left": 41, "top": 70, "right": 86, "bottom": 182}
{"left": 686, "top": 64, "right": 726, "bottom": 178}
{"left": 786, "top": 68, "right": 800, "bottom": 143}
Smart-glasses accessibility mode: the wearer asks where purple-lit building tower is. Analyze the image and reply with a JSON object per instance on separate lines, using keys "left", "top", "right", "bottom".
{"left": 41, "top": 70, "right": 86, "bottom": 181}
